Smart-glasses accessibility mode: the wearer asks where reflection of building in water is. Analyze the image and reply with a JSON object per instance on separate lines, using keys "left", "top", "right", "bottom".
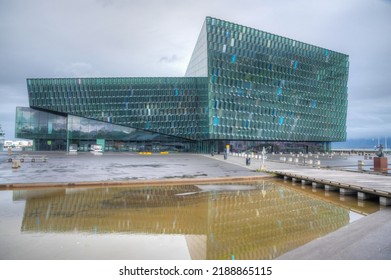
{"left": 185, "top": 235, "right": 207, "bottom": 260}
{"left": 20, "top": 185, "right": 208, "bottom": 235}
{"left": 19, "top": 182, "right": 349, "bottom": 259}
{"left": 205, "top": 187, "right": 347, "bottom": 260}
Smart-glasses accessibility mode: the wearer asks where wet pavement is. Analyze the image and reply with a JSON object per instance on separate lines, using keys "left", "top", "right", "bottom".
{"left": 1, "top": 151, "right": 388, "bottom": 186}
{"left": 205, "top": 153, "right": 391, "bottom": 260}
{"left": 276, "top": 207, "right": 391, "bottom": 259}
{"left": 1, "top": 150, "right": 390, "bottom": 259}
{"left": 2, "top": 178, "right": 375, "bottom": 260}
{"left": 0, "top": 152, "right": 264, "bottom": 185}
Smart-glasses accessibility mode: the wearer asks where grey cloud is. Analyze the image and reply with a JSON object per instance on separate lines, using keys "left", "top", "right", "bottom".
{"left": 159, "top": 55, "right": 181, "bottom": 63}
{"left": 0, "top": 0, "right": 390, "bottom": 140}
{"left": 55, "top": 62, "right": 102, "bottom": 78}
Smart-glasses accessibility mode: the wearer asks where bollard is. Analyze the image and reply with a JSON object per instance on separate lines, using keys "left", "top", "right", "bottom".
{"left": 358, "top": 160, "right": 364, "bottom": 171}
{"left": 12, "top": 159, "right": 21, "bottom": 169}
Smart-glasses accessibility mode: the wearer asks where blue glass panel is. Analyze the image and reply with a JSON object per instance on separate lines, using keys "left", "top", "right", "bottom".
{"left": 231, "top": 54, "right": 236, "bottom": 64}
{"left": 213, "top": 116, "right": 219, "bottom": 126}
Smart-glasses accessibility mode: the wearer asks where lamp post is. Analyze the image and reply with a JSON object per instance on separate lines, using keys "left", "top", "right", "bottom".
{"left": 261, "top": 147, "right": 266, "bottom": 170}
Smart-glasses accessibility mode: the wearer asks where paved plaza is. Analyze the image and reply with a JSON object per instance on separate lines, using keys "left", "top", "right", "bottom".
{"left": 1, "top": 150, "right": 390, "bottom": 259}
{"left": 207, "top": 153, "right": 391, "bottom": 259}
{"left": 0, "top": 152, "right": 265, "bottom": 185}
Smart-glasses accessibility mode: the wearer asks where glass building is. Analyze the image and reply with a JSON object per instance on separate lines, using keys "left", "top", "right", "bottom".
{"left": 16, "top": 17, "right": 349, "bottom": 153}
{"left": 0, "top": 124, "right": 5, "bottom": 151}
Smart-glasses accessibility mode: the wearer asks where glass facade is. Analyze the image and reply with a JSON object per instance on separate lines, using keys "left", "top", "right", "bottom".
{"left": 66, "top": 114, "right": 195, "bottom": 152}
{"left": 197, "top": 17, "right": 349, "bottom": 142}
{"left": 18, "top": 17, "right": 349, "bottom": 152}
{"left": 0, "top": 125, "right": 5, "bottom": 151}
{"left": 16, "top": 107, "right": 67, "bottom": 150}
{"left": 27, "top": 77, "right": 209, "bottom": 140}
{"left": 16, "top": 107, "right": 195, "bottom": 152}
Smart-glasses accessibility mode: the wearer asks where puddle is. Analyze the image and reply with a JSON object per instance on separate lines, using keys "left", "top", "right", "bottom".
{"left": 0, "top": 179, "right": 380, "bottom": 260}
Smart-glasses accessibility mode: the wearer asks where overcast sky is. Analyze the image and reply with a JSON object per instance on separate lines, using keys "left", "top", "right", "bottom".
{"left": 1, "top": 0, "right": 390, "bottom": 141}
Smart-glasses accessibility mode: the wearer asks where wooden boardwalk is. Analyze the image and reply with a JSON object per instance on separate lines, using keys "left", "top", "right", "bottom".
{"left": 205, "top": 154, "right": 391, "bottom": 206}
{"left": 265, "top": 163, "right": 391, "bottom": 205}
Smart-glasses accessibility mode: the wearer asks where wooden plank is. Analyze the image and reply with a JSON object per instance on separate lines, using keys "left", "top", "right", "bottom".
{"left": 267, "top": 166, "right": 391, "bottom": 197}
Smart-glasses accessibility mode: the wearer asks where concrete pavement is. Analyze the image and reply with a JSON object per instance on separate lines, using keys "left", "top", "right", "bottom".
{"left": 2, "top": 151, "right": 390, "bottom": 259}
{"left": 0, "top": 152, "right": 267, "bottom": 186}
{"left": 277, "top": 207, "right": 391, "bottom": 259}
{"left": 206, "top": 153, "right": 391, "bottom": 260}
